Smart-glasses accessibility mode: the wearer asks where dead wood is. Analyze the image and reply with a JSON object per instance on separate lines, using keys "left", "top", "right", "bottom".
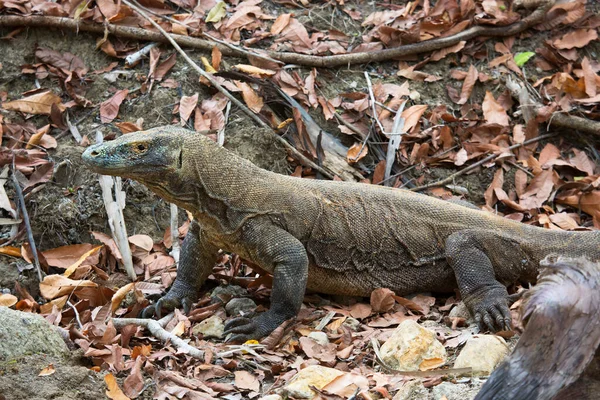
{"left": 475, "top": 257, "right": 600, "bottom": 400}
{"left": 0, "top": 0, "right": 554, "bottom": 68}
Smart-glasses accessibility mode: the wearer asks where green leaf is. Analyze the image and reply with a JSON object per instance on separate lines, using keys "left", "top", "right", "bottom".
{"left": 514, "top": 52, "right": 535, "bottom": 67}
{"left": 206, "top": 1, "right": 227, "bottom": 23}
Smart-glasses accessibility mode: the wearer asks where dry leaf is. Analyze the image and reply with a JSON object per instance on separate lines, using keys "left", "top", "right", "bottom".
{"left": 100, "top": 89, "right": 129, "bottom": 124}
{"left": 0, "top": 293, "right": 17, "bottom": 307}
{"left": 234, "top": 370, "right": 260, "bottom": 392}
{"left": 64, "top": 246, "right": 102, "bottom": 277}
{"left": 370, "top": 288, "right": 395, "bottom": 313}
{"left": 482, "top": 91, "right": 509, "bottom": 126}
{"left": 43, "top": 244, "right": 97, "bottom": 269}
{"left": 233, "top": 64, "right": 276, "bottom": 77}
{"left": 553, "top": 29, "right": 598, "bottom": 50}
{"left": 26, "top": 124, "right": 50, "bottom": 149}
{"left": 110, "top": 282, "right": 135, "bottom": 313}
{"left": 457, "top": 65, "right": 478, "bottom": 105}
{"left": 40, "top": 275, "right": 97, "bottom": 300}
{"left": 235, "top": 82, "right": 263, "bottom": 113}
{"left": 179, "top": 93, "right": 199, "bottom": 124}
{"left": 2, "top": 90, "right": 64, "bottom": 115}
{"left": 38, "top": 364, "right": 56, "bottom": 376}
{"left": 346, "top": 142, "right": 368, "bottom": 164}
{"left": 105, "top": 373, "right": 131, "bottom": 400}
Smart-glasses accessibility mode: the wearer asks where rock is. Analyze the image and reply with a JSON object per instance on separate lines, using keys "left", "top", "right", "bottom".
{"left": 211, "top": 285, "right": 248, "bottom": 303}
{"left": 283, "top": 365, "right": 345, "bottom": 399}
{"left": 379, "top": 320, "right": 447, "bottom": 371}
{"left": 343, "top": 317, "right": 361, "bottom": 331}
{"left": 307, "top": 331, "right": 329, "bottom": 346}
{"left": 258, "top": 395, "right": 282, "bottom": 400}
{"left": 431, "top": 381, "right": 482, "bottom": 400}
{"left": 392, "top": 379, "right": 428, "bottom": 400}
{"left": 225, "top": 297, "right": 257, "bottom": 316}
{"left": 448, "top": 302, "right": 471, "bottom": 321}
{"left": 0, "top": 307, "right": 69, "bottom": 361}
{"left": 192, "top": 315, "right": 224, "bottom": 339}
{"left": 454, "top": 335, "right": 509, "bottom": 375}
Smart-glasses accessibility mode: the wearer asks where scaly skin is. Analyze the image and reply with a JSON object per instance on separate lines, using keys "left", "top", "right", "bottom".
{"left": 82, "top": 126, "right": 600, "bottom": 341}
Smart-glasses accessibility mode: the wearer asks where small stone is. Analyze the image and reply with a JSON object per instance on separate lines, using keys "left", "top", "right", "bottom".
{"left": 307, "top": 331, "right": 329, "bottom": 346}
{"left": 225, "top": 297, "right": 257, "bottom": 316}
{"left": 379, "top": 320, "right": 447, "bottom": 371}
{"left": 448, "top": 302, "right": 471, "bottom": 321}
{"left": 409, "top": 90, "right": 421, "bottom": 102}
{"left": 343, "top": 317, "right": 361, "bottom": 331}
{"left": 258, "top": 395, "right": 282, "bottom": 400}
{"left": 192, "top": 315, "right": 224, "bottom": 339}
{"left": 283, "top": 365, "right": 345, "bottom": 399}
{"left": 454, "top": 335, "right": 510, "bottom": 376}
{"left": 211, "top": 285, "right": 248, "bottom": 303}
{"left": 392, "top": 379, "right": 427, "bottom": 400}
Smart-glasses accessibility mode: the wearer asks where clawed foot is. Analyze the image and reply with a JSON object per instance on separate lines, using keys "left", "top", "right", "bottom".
{"left": 465, "top": 285, "right": 512, "bottom": 332}
{"left": 224, "top": 311, "right": 288, "bottom": 343}
{"left": 141, "top": 289, "right": 196, "bottom": 319}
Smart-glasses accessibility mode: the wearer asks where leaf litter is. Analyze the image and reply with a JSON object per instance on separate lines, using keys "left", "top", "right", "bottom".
{"left": 0, "top": 0, "right": 600, "bottom": 399}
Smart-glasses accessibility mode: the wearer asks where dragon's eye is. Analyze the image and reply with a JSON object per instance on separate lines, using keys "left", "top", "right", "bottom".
{"left": 134, "top": 143, "right": 148, "bottom": 153}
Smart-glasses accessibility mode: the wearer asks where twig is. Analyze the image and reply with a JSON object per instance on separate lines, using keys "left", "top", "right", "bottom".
{"left": 95, "top": 131, "right": 136, "bottom": 280}
{"left": 384, "top": 102, "right": 407, "bottom": 186}
{"left": 0, "top": 0, "right": 554, "bottom": 67}
{"left": 125, "top": 42, "right": 159, "bottom": 66}
{"left": 67, "top": 300, "right": 83, "bottom": 330}
{"left": 11, "top": 164, "right": 43, "bottom": 281}
{"left": 65, "top": 112, "right": 83, "bottom": 144}
{"left": 364, "top": 72, "right": 386, "bottom": 135}
{"left": 411, "top": 133, "right": 556, "bottom": 192}
{"left": 120, "top": 0, "right": 336, "bottom": 180}
{"left": 112, "top": 314, "right": 205, "bottom": 359}
{"left": 169, "top": 203, "right": 180, "bottom": 263}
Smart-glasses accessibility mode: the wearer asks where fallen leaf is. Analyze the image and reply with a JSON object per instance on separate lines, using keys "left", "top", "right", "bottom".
{"left": 370, "top": 288, "right": 395, "bottom": 313}
{"left": 346, "top": 142, "right": 368, "bottom": 164}
{"left": 554, "top": 29, "right": 598, "bottom": 49}
{"left": 179, "top": 93, "right": 199, "bottom": 124}
{"left": 482, "top": 91, "right": 509, "bottom": 126}
{"left": 234, "top": 370, "right": 260, "bottom": 392}
{"left": 105, "top": 373, "right": 131, "bottom": 400}
{"left": 64, "top": 246, "right": 102, "bottom": 277}
{"left": 43, "top": 244, "right": 97, "bottom": 269}
{"left": 110, "top": 282, "right": 135, "bottom": 313}
{"left": 349, "top": 302, "right": 372, "bottom": 319}
{"left": 100, "top": 89, "right": 129, "bottom": 124}
{"left": 457, "top": 65, "right": 478, "bottom": 104}
{"left": 514, "top": 52, "right": 535, "bottom": 67}
{"left": 38, "top": 364, "right": 56, "bottom": 376}
{"left": 40, "top": 275, "right": 97, "bottom": 300}
{"left": 2, "top": 90, "right": 64, "bottom": 115}
{"left": 0, "top": 293, "right": 17, "bottom": 307}
{"left": 235, "top": 82, "right": 263, "bottom": 113}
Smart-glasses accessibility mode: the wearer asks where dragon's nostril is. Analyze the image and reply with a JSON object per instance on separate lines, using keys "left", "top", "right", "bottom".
{"left": 90, "top": 150, "right": 99, "bottom": 157}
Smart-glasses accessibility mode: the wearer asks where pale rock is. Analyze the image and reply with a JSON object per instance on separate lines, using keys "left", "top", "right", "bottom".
{"left": 308, "top": 331, "right": 329, "bottom": 345}
{"left": 258, "top": 395, "right": 282, "bottom": 400}
{"left": 225, "top": 297, "right": 256, "bottom": 316}
{"left": 454, "top": 335, "right": 510, "bottom": 375}
{"left": 432, "top": 381, "right": 482, "bottom": 400}
{"left": 448, "top": 302, "right": 472, "bottom": 321}
{"left": 343, "top": 317, "right": 361, "bottom": 331}
{"left": 379, "top": 320, "right": 447, "bottom": 371}
{"left": 392, "top": 379, "right": 428, "bottom": 400}
{"left": 283, "top": 365, "right": 345, "bottom": 399}
{"left": 192, "top": 315, "right": 224, "bottom": 339}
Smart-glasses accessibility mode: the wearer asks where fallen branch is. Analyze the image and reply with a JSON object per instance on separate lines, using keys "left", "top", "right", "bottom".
{"left": 0, "top": 0, "right": 555, "bottom": 67}
{"left": 506, "top": 76, "right": 600, "bottom": 136}
{"left": 411, "top": 133, "right": 556, "bottom": 192}
{"left": 112, "top": 314, "right": 205, "bottom": 359}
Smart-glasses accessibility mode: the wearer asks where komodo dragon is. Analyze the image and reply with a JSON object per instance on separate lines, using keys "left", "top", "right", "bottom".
{"left": 82, "top": 126, "right": 600, "bottom": 342}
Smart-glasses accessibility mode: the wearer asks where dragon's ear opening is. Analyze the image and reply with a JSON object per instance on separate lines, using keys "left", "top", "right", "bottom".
{"left": 178, "top": 149, "right": 183, "bottom": 169}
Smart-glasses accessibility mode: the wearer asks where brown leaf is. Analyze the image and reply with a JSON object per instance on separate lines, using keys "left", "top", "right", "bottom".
{"left": 123, "top": 356, "right": 144, "bottom": 398}
{"left": 40, "top": 275, "right": 97, "bottom": 300}
{"left": 235, "top": 82, "right": 263, "bottom": 113}
{"left": 179, "top": 93, "right": 199, "bottom": 124}
{"left": 271, "top": 13, "right": 291, "bottom": 34}
{"left": 457, "top": 65, "right": 478, "bottom": 105}
{"left": 38, "top": 364, "right": 56, "bottom": 377}
{"left": 105, "top": 373, "right": 131, "bottom": 400}
{"left": 454, "top": 148, "right": 468, "bottom": 166}
{"left": 370, "top": 288, "right": 395, "bottom": 313}
{"left": 539, "top": 143, "right": 561, "bottom": 165}
{"left": 581, "top": 57, "right": 597, "bottom": 98}
{"left": 349, "top": 302, "right": 372, "bottom": 319}
{"left": 100, "top": 89, "right": 129, "bottom": 124}
{"left": 234, "top": 370, "right": 260, "bottom": 392}
{"left": 484, "top": 169, "right": 504, "bottom": 208}
{"left": 154, "top": 54, "right": 176, "bottom": 81}
{"left": 63, "top": 245, "right": 103, "bottom": 277}
{"left": 346, "top": 142, "right": 368, "bottom": 164}
{"left": 0, "top": 293, "right": 17, "bottom": 307}
{"left": 482, "top": 91, "right": 509, "bottom": 126}
{"left": 2, "top": 90, "right": 64, "bottom": 115}
{"left": 26, "top": 124, "right": 50, "bottom": 149}
{"left": 128, "top": 235, "right": 153, "bottom": 251}
{"left": 42, "top": 244, "right": 97, "bottom": 269}
{"left": 553, "top": 29, "right": 598, "bottom": 50}
{"left": 569, "top": 149, "right": 595, "bottom": 176}
{"left": 211, "top": 47, "right": 222, "bottom": 71}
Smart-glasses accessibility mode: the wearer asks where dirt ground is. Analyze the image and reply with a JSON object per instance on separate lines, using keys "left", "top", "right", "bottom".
{"left": 0, "top": 1, "right": 599, "bottom": 398}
